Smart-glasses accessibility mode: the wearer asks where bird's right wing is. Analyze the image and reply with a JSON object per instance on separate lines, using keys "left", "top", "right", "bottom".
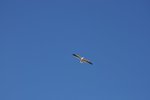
{"left": 72, "top": 54, "right": 81, "bottom": 59}
{"left": 83, "top": 58, "right": 93, "bottom": 65}
{"left": 86, "top": 60, "right": 93, "bottom": 65}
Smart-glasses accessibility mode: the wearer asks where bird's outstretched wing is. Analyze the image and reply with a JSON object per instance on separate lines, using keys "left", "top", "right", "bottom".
{"left": 83, "top": 59, "right": 93, "bottom": 65}
{"left": 72, "top": 54, "right": 81, "bottom": 59}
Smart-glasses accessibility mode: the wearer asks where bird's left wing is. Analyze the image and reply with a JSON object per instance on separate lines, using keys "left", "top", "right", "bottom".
{"left": 72, "top": 54, "right": 81, "bottom": 59}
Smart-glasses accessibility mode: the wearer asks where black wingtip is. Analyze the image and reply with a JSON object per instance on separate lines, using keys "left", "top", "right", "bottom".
{"left": 88, "top": 62, "right": 93, "bottom": 65}
{"left": 90, "top": 63, "right": 93, "bottom": 65}
{"left": 72, "top": 54, "right": 76, "bottom": 56}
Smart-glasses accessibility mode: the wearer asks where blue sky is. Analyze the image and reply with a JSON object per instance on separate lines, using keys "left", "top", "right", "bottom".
{"left": 0, "top": 0, "right": 150, "bottom": 100}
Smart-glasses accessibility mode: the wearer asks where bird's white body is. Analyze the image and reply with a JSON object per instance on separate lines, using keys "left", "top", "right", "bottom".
{"left": 80, "top": 57, "right": 84, "bottom": 63}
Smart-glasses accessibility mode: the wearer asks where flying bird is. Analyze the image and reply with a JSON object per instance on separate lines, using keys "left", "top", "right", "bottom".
{"left": 72, "top": 54, "right": 93, "bottom": 65}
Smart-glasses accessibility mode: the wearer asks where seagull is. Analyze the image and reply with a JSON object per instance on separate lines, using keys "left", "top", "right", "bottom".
{"left": 72, "top": 54, "right": 93, "bottom": 65}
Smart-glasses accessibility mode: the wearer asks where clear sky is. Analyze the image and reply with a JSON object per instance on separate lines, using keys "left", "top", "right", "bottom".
{"left": 1, "top": 0, "right": 150, "bottom": 100}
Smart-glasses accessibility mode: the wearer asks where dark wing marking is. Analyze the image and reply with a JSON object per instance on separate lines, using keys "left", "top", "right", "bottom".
{"left": 72, "top": 54, "right": 81, "bottom": 59}
{"left": 86, "top": 61, "right": 93, "bottom": 65}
